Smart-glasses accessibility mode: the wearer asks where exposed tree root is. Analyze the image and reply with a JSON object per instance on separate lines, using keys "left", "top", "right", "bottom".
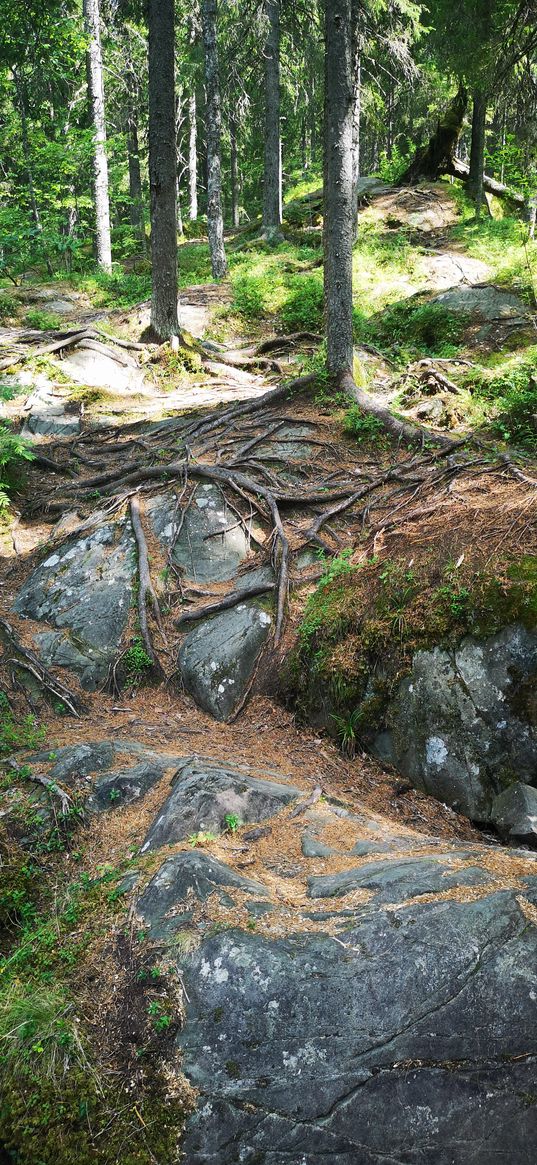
{"left": 129, "top": 496, "right": 166, "bottom": 676}
{"left": 9, "top": 759, "right": 74, "bottom": 815}
{"left": 175, "top": 580, "right": 275, "bottom": 626}
{"left": 0, "top": 618, "right": 86, "bottom": 715}
{"left": 339, "top": 370, "right": 455, "bottom": 448}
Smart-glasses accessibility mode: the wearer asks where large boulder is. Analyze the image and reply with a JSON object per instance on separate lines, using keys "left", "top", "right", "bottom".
{"left": 177, "top": 890, "right": 537, "bottom": 1163}
{"left": 148, "top": 484, "right": 253, "bottom": 583}
{"left": 137, "top": 851, "right": 268, "bottom": 938}
{"left": 491, "top": 783, "right": 537, "bottom": 847}
{"left": 13, "top": 521, "right": 135, "bottom": 688}
{"left": 429, "top": 284, "right": 528, "bottom": 321}
{"left": 178, "top": 603, "right": 273, "bottom": 720}
{"left": 374, "top": 625, "right": 537, "bottom": 822}
{"left": 141, "top": 758, "right": 301, "bottom": 852}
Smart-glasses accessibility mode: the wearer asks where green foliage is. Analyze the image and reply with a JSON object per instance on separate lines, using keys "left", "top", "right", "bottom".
{"left": 24, "top": 307, "right": 62, "bottom": 330}
{"left": 376, "top": 143, "right": 412, "bottom": 184}
{"left": 463, "top": 353, "right": 537, "bottom": 449}
{"left": 231, "top": 273, "right": 270, "bottom": 319}
{"left": 0, "top": 423, "right": 35, "bottom": 510}
{"left": 299, "top": 550, "right": 358, "bottom": 650}
{"left": 343, "top": 405, "right": 385, "bottom": 445}
{"left": 123, "top": 638, "right": 153, "bottom": 686}
{"left": 0, "top": 981, "right": 74, "bottom": 1068}
{"left": 73, "top": 268, "right": 152, "bottom": 309}
{"left": 359, "top": 299, "right": 468, "bottom": 358}
{"left": 330, "top": 708, "right": 362, "bottom": 758}
{"left": 223, "top": 813, "right": 241, "bottom": 834}
{"left": 0, "top": 293, "right": 19, "bottom": 321}
{"left": 279, "top": 274, "right": 323, "bottom": 331}
{"left": 0, "top": 692, "right": 45, "bottom": 754}
{"left": 188, "top": 831, "right": 217, "bottom": 846}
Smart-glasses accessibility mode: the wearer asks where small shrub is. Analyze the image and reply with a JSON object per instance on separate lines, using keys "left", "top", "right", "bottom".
{"left": 0, "top": 693, "right": 45, "bottom": 754}
{"left": 231, "top": 274, "right": 269, "bottom": 319}
{"left": 223, "top": 813, "right": 241, "bottom": 834}
{"left": 0, "top": 294, "right": 19, "bottom": 322}
{"left": 280, "top": 275, "right": 323, "bottom": 332}
{"left": 24, "top": 309, "right": 62, "bottom": 331}
{"left": 343, "top": 406, "right": 385, "bottom": 445}
{"left": 0, "top": 424, "right": 35, "bottom": 511}
{"left": 123, "top": 637, "right": 153, "bottom": 686}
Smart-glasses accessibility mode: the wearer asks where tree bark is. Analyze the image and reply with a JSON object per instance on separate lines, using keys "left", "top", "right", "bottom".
{"left": 148, "top": 0, "right": 180, "bottom": 341}
{"left": 262, "top": 0, "right": 283, "bottom": 242}
{"left": 468, "top": 89, "right": 487, "bottom": 218}
{"left": 83, "top": 0, "right": 112, "bottom": 272}
{"left": 323, "top": 0, "right": 354, "bottom": 379}
{"left": 188, "top": 92, "right": 198, "bottom": 220}
{"left": 230, "top": 112, "right": 240, "bottom": 228}
{"left": 126, "top": 69, "right": 146, "bottom": 252}
{"left": 200, "top": 0, "right": 227, "bottom": 278}
{"left": 397, "top": 86, "right": 468, "bottom": 185}
{"left": 351, "top": 23, "right": 362, "bottom": 244}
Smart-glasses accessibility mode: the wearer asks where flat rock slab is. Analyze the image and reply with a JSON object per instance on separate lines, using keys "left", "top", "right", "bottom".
{"left": 419, "top": 251, "right": 491, "bottom": 291}
{"left": 137, "top": 851, "right": 267, "bottom": 937}
{"left": 177, "top": 891, "right": 537, "bottom": 1163}
{"left": 178, "top": 603, "right": 273, "bottom": 720}
{"left": 148, "top": 485, "right": 253, "bottom": 584}
{"left": 430, "top": 284, "right": 528, "bottom": 320}
{"left": 307, "top": 855, "right": 491, "bottom": 903}
{"left": 87, "top": 759, "right": 170, "bottom": 813}
{"left": 14, "top": 522, "right": 135, "bottom": 687}
{"left": 61, "top": 343, "right": 146, "bottom": 392}
{"left": 141, "top": 759, "right": 301, "bottom": 852}
{"left": 21, "top": 386, "right": 80, "bottom": 438}
{"left": 374, "top": 624, "right": 537, "bottom": 822}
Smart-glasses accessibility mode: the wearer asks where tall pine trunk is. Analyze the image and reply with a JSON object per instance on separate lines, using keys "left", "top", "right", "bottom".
{"left": 351, "top": 39, "right": 362, "bottom": 243}
{"left": 83, "top": 0, "right": 112, "bottom": 272}
{"left": 188, "top": 92, "right": 198, "bottom": 220}
{"left": 262, "top": 0, "right": 282, "bottom": 242}
{"left": 468, "top": 89, "right": 487, "bottom": 219}
{"left": 200, "top": 0, "right": 227, "bottom": 279}
{"left": 323, "top": 0, "right": 354, "bottom": 378}
{"left": 230, "top": 112, "right": 240, "bottom": 228}
{"left": 148, "top": 0, "right": 180, "bottom": 340}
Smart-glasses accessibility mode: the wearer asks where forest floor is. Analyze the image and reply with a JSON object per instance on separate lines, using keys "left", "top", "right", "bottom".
{"left": 1, "top": 177, "right": 537, "bottom": 1161}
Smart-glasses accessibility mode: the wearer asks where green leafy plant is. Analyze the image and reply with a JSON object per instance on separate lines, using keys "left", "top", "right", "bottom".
{"left": 0, "top": 424, "right": 35, "bottom": 511}
{"left": 0, "top": 693, "right": 46, "bottom": 754}
{"left": 223, "top": 813, "right": 241, "bottom": 834}
{"left": 343, "top": 405, "right": 385, "bottom": 445}
{"left": 0, "top": 294, "right": 19, "bottom": 322}
{"left": 280, "top": 274, "right": 323, "bottom": 332}
{"left": 123, "top": 637, "right": 153, "bottom": 685}
{"left": 24, "top": 308, "right": 62, "bottom": 331}
{"left": 331, "top": 708, "right": 362, "bottom": 758}
{"left": 188, "top": 831, "right": 217, "bottom": 847}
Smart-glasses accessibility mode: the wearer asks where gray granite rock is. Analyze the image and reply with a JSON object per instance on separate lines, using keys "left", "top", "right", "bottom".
{"left": 491, "top": 783, "right": 537, "bottom": 847}
{"left": 176, "top": 891, "right": 537, "bottom": 1163}
{"left": 178, "top": 603, "right": 273, "bottom": 720}
{"left": 141, "top": 759, "right": 301, "bottom": 853}
{"left": 374, "top": 624, "right": 537, "bottom": 822}
{"left": 429, "top": 285, "right": 528, "bottom": 321}
{"left": 148, "top": 485, "right": 252, "bottom": 583}
{"left": 13, "top": 521, "right": 135, "bottom": 686}
{"left": 137, "top": 851, "right": 267, "bottom": 937}
{"left": 307, "top": 856, "right": 491, "bottom": 902}
{"left": 60, "top": 343, "right": 146, "bottom": 391}
{"left": 87, "top": 759, "right": 170, "bottom": 813}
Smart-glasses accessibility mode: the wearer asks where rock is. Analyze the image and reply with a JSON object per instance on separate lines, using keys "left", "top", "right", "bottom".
{"left": 307, "top": 856, "right": 491, "bottom": 902}
{"left": 34, "top": 630, "right": 111, "bottom": 691}
{"left": 21, "top": 386, "right": 80, "bottom": 437}
{"left": 148, "top": 485, "right": 253, "bottom": 584}
{"left": 60, "top": 343, "right": 146, "bottom": 392}
{"left": 178, "top": 603, "right": 273, "bottom": 720}
{"left": 419, "top": 251, "right": 491, "bottom": 291}
{"left": 137, "top": 851, "right": 267, "bottom": 937}
{"left": 46, "top": 741, "right": 115, "bottom": 783}
{"left": 491, "top": 783, "right": 537, "bottom": 847}
{"left": 176, "top": 891, "right": 537, "bottom": 1163}
{"left": 141, "top": 759, "right": 301, "bottom": 852}
{"left": 13, "top": 521, "right": 135, "bottom": 686}
{"left": 87, "top": 759, "right": 169, "bottom": 812}
{"left": 374, "top": 625, "right": 537, "bottom": 822}
{"left": 429, "top": 284, "right": 528, "bottom": 321}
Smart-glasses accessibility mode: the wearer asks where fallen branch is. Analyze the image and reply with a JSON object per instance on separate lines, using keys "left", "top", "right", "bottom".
{"left": 129, "top": 496, "right": 166, "bottom": 674}
{"left": 254, "top": 332, "right": 322, "bottom": 355}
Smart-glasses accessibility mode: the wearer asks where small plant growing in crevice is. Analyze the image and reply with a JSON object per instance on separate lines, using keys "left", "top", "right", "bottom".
{"left": 123, "top": 637, "right": 153, "bottom": 686}
{"left": 343, "top": 405, "right": 385, "bottom": 445}
{"left": 223, "top": 813, "right": 241, "bottom": 834}
{"left": 331, "top": 708, "right": 362, "bottom": 758}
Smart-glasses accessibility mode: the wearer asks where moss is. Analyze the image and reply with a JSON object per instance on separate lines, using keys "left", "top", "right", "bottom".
{"left": 289, "top": 551, "right": 537, "bottom": 737}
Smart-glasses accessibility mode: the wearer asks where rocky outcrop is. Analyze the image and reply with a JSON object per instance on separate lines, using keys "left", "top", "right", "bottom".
{"left": 374, "top": 624, "right": 537, "bottom": 825}
{"left": 141, "top": 758, "right": 301, "bottom": 852}
{"left": 13, "top": 521, "right": 135, "bottom": 689}
{"left": 178, "top": 603, "right": 273, "bottom": 720}
{"left": 148, "top": 484, "right": 253, "bottom": 583}
{"left": 492, "top": 783, "right": 537, "bottom": 846}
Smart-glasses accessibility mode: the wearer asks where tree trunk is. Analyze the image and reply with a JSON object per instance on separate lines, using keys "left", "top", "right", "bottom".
{"left": 230, "top": 112, "right": 240, "bottom": 228}
{"left": 83, "top": 0, "right": 112, "bottom": 272}
{"left": 200, "top": 0, "right": 227, "bottom": 279}
{"left": 262, "top": 0, "right": 283, "bottom": 242}
{"left": 468, "top": 89, "right": 487, "bottom": 218}
{"left": 148, "top": 0, "right": 180, "bottom": 341}
{"left": 323, "top": 0, "right": 354, "bottom": 378}
{"left": 188, "top": 92, "right": 198, "bottom": 220}
{"left": 397, "top": 86, "right": 468, "bottom": 185}
{"left": 351, "top": 32, "right": 362, "bottom": 243}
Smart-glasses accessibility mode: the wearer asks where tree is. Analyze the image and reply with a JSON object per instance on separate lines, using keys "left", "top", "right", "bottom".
{"left": 147, "top": 0, "right": 180, "bottom": 340}
{"left": 83, "top": 0, "right": 112, "bottom": 271}
{"left": 323, "top": 0, "right": 354, "bottom": 379}
{"left": 262, "top": 0, "right": 282, "bottom": 241}
{"left": 200, "top": 0, "right": 227, "bottom": 278}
